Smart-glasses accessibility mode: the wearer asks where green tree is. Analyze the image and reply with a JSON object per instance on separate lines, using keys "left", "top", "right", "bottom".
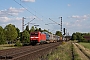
{"left": 4, "top": 24, "right": 18, "bottom": 43}
{"left": 72, "top": 35, "right": 77, "bottom": 40}
{"left": 43, "top": 29, "right": 48, "bottom": 32}
{"left": 39, "top": 28, "right": 42, "bottom": 32}
{"left": 16, "top": 28, "right": 20, "bottom": 39}
{"left": 43, "top": 29, "right": 52, "bottom": 34}
{"left": 34, "top": 27, "right": 39, "bottom": 31}
{"left": 22, "top": 30, "right": 30, "bottom": 43}
{"left": 30, "top": 26, "right": 35, "bottom": 33}
{"left": 0, "top": 26, "right": 6, "bottom": 44}
{"left": 20, "top": 32, "right": 23, "bottom": 42}
{"left": 55, "top": 31, "right": 62, "bottom": 36}
{"left": 71, "top": 32, "right": 85, "bottom": 42}
{"left": 25, "top": 25, "right": 29, "bottom": 33}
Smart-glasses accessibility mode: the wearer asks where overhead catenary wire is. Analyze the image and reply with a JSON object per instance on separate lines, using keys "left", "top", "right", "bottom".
{"left": 14, "top": 0, "right": 61, "bottom": 32}
{"left": 20, "top": 0, "right": 47, "bottom": 24}
{"left": 20, "top": 0, "right": 43, "bottom": 18}
{"left": 20, "top": 0, "right": 51, "bottom": 23}
{"left": 24, "top": 18, "right": 35, "bottom": 26}
{"left": 13, "top": 0, "right": 41, "bottom": 20}
{"left": 20, "top": 0, "right": 60, "bottom": 25}
{"left": 49, "top": 18, "right": 60, "bottom": 25}
{"left": 0, "top": 0, "right": 61, "bottom": 34}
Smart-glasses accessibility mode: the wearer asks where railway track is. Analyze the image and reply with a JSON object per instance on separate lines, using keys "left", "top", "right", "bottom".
{"left": 0, "top": 42, "right": 61, "bottom": 60}
{"left": 73, "top": 43, "right": 90, "bottom": 60}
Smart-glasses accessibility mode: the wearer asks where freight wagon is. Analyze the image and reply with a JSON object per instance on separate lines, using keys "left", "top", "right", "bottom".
{"left": 49, "top": 34, "right": 59, "bottom": 43}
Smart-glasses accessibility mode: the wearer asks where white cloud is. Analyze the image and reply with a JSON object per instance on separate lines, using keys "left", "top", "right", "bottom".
{"left": 68, "top": 14, "right": 90, "bottom": 21}
{"left": 26, "top": 16, "right": 42, "bottom": 20}
{"left": 15, "top": 17, "right": 22, "bottom": 20}
{"left": 0, "top": 7, "right": 25, "bottom": 17}
{"left": 21, "top": 0, "right": 35, "bottom": 2}
{"left": 29, "top": 16, "right": 37, "bottom": 19}
{"left": 64, "top": 14, "right": 90, "bottom": 35}
{"left": 72, "top": 15, "right": 80, "bottom": 18}
{"left": 0, "top": 17, "right": 22, "bottom": 23}
{"left": 8, "top": 7, "right": 25, "bottom": 13}
{"left": 0, "top": 7, "right": 26, "bottom": 23}
{"left": 67, "top": 4, "right": 71, "bottom": 7}
{"left": 0, "top": 17, "right": 11, "bottom": 22}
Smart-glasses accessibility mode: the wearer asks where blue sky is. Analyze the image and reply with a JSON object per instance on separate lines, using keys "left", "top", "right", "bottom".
{"left": 0, "top": 0, "right": 90, "bottom": 35}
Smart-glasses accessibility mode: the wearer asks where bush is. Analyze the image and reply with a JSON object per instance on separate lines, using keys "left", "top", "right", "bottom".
{"left": 23, "top": 43, "right": 30, "bottom": 46}
{"left": 14, "top": 40, "right": 22, "bottom": 47}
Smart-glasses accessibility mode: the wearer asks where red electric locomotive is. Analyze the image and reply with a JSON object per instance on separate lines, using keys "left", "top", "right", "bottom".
{"left": 30, "top": 31, "right": 46, "bottom": 45}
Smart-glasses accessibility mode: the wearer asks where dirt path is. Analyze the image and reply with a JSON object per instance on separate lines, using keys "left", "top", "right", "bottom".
{"left": 73, "top": 43, "right": 90, "bottom": 60}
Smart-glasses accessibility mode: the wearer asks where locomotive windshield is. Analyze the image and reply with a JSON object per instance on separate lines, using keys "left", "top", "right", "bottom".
{"left": 30, "top": 34, "right": 38, "bottom": 37}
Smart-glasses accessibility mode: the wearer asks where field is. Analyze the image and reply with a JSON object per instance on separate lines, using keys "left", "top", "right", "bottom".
{"left": 0, "top": 44, "right": 16, "bottom": 50}
{"left": 79, "top": 42, "right": 90, "bottom": 49}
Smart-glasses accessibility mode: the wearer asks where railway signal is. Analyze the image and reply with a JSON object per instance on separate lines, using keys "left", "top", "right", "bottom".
{"left": 63, "top": 28, "right": 65, "bottom": 35}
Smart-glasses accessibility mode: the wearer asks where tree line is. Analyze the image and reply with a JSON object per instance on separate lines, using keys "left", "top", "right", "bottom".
{"left": 0, "top": 24, "right": 62, "bottom": 45}
{"left": 71, "top": 32, "right": 90, "bottom": 42}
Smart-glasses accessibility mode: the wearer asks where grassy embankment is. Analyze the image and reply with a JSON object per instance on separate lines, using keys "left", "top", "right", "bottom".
{"left": 39, "top": 41, "right": 81, "bottom": 60}
{"left": 39, "top": 41, "right": 82, "bottom": 60}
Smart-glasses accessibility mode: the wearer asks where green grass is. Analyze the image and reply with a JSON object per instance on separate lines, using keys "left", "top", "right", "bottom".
{"left": 0, "top": 44, "right": 16, "bottom": 50}
{"left": 79, "top": 42, "right": 90, "bottom": 49}
{"left": 39, "top": 41, "right": 73, "bottom": 60}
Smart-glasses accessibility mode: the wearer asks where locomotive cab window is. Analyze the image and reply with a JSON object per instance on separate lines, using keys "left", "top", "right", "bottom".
{"left": 31, "top": 34, "right": 38, "bottom": 37}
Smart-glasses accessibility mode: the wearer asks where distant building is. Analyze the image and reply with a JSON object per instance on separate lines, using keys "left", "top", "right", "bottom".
{"left": 83, "top": 36, "right": 90, "bottom": 42}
